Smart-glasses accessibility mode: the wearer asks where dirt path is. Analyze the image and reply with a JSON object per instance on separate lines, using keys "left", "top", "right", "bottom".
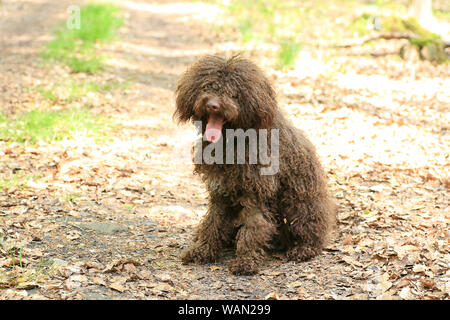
{"left": 0, "top": 0, "right": 448, "bottom": 300}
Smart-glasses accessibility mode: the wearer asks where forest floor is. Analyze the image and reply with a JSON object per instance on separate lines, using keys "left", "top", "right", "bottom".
{"left": 0, "top": 0, "right": 448, "bottom": 300}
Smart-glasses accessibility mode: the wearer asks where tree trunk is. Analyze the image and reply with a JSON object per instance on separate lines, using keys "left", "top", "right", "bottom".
{"left": 412, "top": 0, "right": 434, "bottom": 27}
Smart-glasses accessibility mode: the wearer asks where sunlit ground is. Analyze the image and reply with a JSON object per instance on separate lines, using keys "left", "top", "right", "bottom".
{"left": 0, "top": 0, "right": 448, "bottom": 299}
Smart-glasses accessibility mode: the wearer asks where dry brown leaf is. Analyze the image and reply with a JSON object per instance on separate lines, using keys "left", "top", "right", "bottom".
{"left": 399, "top": 287, "right": 414, "bottom": 299}
{"left": 109, "top": 281, "right": 127, "bottom": 293}
{"left": 265, "top": 291, "right": 279, "bottom": 300}
{"left": 297, "top": 287, "right": 307, "bottom": 298}
{"left": 419, "top": 279, "right": 436, "bottom": 290}
{"left": 138, "top": 269, "right": 151, "bottom": 280}
{"left": 103, "top": 258, "right": 142, "bottom": 273}
{"left": 412, "top": 264, "right": 427, "bottom": 273}
{"left": 393, "top": 245, "right": 418, "bottom": 260}
{"left": 123, "top": 263, "right": 137, "bottom": 274}
{"left": 209, "top": 266, "right": 221, "bottom": 271}
{"left": 396, "top": 278, "right": 410, "bottom": 288}
{"left": 109, "top": 276, "right": 128, "bottom": 292}
{"left": 287, "top": 281, "right": 303, "bottom": 288}
{"left": 341, "top": 256, "right": 363, "bottom": 267}
{"left": 342, "top": 234, "right": 353, "bottom": 245}
{"left": 379, "top": 273, "right": 393, "bottom": 293}
{"left": 154, "top": 282, "right": 173, "bottom": 293}
{"left": 92, "top": 276, "right": 106, "bottom": 286}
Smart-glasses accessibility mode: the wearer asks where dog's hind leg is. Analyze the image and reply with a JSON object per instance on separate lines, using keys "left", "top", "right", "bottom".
{"left": 285, "top": 195, "right": 333, "bottom": 262}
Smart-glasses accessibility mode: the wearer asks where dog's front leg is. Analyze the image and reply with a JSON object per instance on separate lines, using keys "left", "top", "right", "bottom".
{"left": 182, "top": 201, "right": 234, "bottom": 264}
{"left": 229, "top": 206, "right": 276, "bottom": 275}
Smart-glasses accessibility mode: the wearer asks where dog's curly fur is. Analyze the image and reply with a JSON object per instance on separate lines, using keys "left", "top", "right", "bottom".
{"left": 174, "top": 55, "right": 335, "bottom": 275}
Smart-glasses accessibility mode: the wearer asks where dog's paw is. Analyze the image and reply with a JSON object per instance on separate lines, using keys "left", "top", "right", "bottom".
{"left": 286, "top": 246, "right": 320, "bottom": 262}
{"left": 228, "top": 259, "right": 260, "bottom": 275}
{"left": 181, "top": 243, "right": 217, "bottom": 264}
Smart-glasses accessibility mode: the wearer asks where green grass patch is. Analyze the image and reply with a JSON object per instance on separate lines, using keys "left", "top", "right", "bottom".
{"left": 347, "top": 12, "right": 411, "bottom": 36}
{"left": 219, "top": 0, "right": 299, "bottom": 43}
{"left": 123, "top": 204, "right": 135, "bottom": 211}
{"left": 62, "top": 192, "right": 82, "bottom": 205}
{"left": 0, "top": 171, "right": 42, "bottom": 190}
{"left": 433, "top": 9, "right": 450, "bottom": 20}
{"left": 0, "top": 108, "right": 112, "bottom": 144}
{"left": 41, "top": 3, "right": 123, "bottom": 73}
{"left": 0, "top": 248, "right": 55, "bottom": 289}
{"left": 67, "top": 56, "right": 105, "bottom": 74}
{"left": 0, "top": 173, "right": 30, "bottom": 190}
{"left": 277, "top": 39, "right": 303, "bottom": 70}
{"left": 238, "top": 18, "right": 255, "bottom": 43}
{"left": 348, "top": 12, "right": 373, "bottom": 36}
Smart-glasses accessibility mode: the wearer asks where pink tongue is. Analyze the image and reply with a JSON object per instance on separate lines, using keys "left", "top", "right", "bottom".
{"left": 205, "top": 114, "right": 225, "bottom": 143}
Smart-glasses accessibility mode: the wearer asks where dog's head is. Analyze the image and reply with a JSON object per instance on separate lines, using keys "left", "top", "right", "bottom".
{"left": 174, "top": 55, "right": 277, "bottom": 143}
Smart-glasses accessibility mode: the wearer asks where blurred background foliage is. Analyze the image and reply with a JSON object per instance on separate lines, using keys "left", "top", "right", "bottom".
{"left": 206, "top": 0, "right": 449, "bottom": 67}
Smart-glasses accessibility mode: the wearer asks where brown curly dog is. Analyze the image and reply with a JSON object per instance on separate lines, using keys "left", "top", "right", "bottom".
{"left": 174, "top": 55, "right": 335, "bottom": 275}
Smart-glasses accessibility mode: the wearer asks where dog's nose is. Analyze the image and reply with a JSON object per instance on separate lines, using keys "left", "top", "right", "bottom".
{"left": 206, "top": 101, "right": 220, "bottom": 112}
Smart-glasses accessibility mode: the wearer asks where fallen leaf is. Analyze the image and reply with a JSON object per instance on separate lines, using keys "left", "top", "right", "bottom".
{"left": 265, "top": 291, "right": 279, "bottom": 300}
{"left": 288, "top": 281, "right": 303, "bottom": 288}
{"left": 109, "top": 282, "right": 127, "bottom": 293}
{"left": 399, "top": 286, "right": 414, "bottom": 299}
{"left": 379, "top": 273, "right": 393, "bottom": 293}
{"left": 297, "top": 287, "right": 307, "bottom": 298}
{"left": 109, "top": 276, "right": 128, "bottom": 292}
{"left": 412, "top": 264, "right": 427, "bottom": 273}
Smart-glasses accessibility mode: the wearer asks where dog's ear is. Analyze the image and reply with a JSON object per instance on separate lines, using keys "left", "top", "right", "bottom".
{"left": 174, "top": 70, "right": 197, "bottom": 123}
{"left": 231, "top": 58, "right": 277, "bottom": 129}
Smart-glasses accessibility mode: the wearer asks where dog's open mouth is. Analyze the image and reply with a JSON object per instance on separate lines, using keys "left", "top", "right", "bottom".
{"left": 205, "top": 113, "right": 226, "bottom": 143}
